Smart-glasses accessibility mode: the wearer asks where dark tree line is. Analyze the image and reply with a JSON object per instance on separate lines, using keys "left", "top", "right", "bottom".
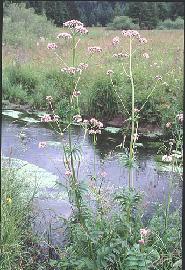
{"left": 3, "top": 1, "right": 184, "bottom": 29}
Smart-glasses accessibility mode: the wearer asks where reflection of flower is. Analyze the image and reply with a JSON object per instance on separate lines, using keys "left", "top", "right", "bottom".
{"left": 65, "top": 170, "right": 72, "bottom": 177}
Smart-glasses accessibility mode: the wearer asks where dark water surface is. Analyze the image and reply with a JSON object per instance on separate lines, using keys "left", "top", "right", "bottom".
{"left": 1, "top": 113, "right": 182, "bottom": 246}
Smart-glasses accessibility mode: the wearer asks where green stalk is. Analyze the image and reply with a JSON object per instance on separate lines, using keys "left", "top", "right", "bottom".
{"left": 129, "top": 36, "right": 135, "bottom": 189}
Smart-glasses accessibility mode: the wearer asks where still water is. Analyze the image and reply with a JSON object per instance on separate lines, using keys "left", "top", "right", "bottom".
{"left": 1, "top": 112, "right": 182, "bottom": 246}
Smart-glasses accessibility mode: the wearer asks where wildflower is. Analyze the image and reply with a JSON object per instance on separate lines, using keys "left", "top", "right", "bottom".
{"left": 88, "top": 46, "right": 102, "bottom": 53}
{"left": 140, "top": 228, "right": 150, "bottom": 237}
{"left": 139, "top": 37, "right": 148, "bottom": 44}
{"left": 57, "top": 32, "right": 72, "bottom": 39}
{"left": 83, "top": 119, "right": 89, "bottom": 125}
{"left": 138, "top": 239, "right": 145, "bottom": 245}
{"left": 65, "top": 170, "right": 72, "bottom": 177}
{"left": 169, "top": 141, "right": 173, "bottom": 146}
{"left": 6, "top": 197, "right": 12, "bottom": 204}
{"left": 112, "top": 36, "right": 120, "bottom": 46}
{"left": 73, "top": 115, "right": 82, "bottom": 123}
{"left": 166, "top": 122, "right": 172, "bottom": 128}
{"left": 100, "top": 171, "right": 107, "bottom": 177}
{"left": 47, "top": 43, "right": 57, "bottom": 49}
{"left": 78, "top": 63, "right": 88, "bottom": 70}
{"left": 63, "top": 20, "right": 84, "bottom": 28}
{"left": 41, "top": 114, "right": 52, "bottom": 122}
{"left": 107, "top": 70, "right": 114, "bottom": 75}
{"left": 72, "top": 90, "right": 81, "bottom": 97}
{"left": 61, "top": 67, "right": 81, "bottom": 75}
{"left": 162, "top": 155, "right": 173, "bottom": 162}
{"left": 46, "top": 96, "right": 53, "bottom": 102}
{"left": 89, "top": 118, "right": 103, "bottom": 135}
{"left": 122, "top": 30, "right": 140, "bottom": 39}
{"left": 38, "top": 142, "right": 47, "bottom": 148}
{"left": 176, "top": 113, "right": 183, "bottom": 123}
{"left": 134, "top": 108, "right": 140, "bottom": 113}
{"left": 75, "top": 25, "right": 88, "bottom": 35}
{"left": 143, "top": 53, "right": 149, "bottom": 59}
{"left": 155, "top": 75, "right": 162, "bottom": 81}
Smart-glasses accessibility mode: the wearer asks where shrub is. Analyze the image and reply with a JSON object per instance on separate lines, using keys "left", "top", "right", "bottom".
{"left": 157, "top": 17, "right": 184, "bottom": 30}
{"left": 107, "top": 16, "right": 140, "bottom": 30}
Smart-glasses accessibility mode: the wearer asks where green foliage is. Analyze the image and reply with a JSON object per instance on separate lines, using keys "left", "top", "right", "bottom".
{"left": 157, "top": 17, "right": 184, "bottom": 30}
{"left": 3, "top": 2, "right": 56, "bottom": 48}
{"left": 1, "top": 165, "right": 34, "bottom": 269}
{"left": 89, "top": 76, "right": 119, "bottom": 120}
{"left": 107, "top": 16, "right": 140, "bottom": 30}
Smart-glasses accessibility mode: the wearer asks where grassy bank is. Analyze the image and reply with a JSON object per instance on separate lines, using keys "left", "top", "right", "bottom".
{"left": 2, "top": 4, "right": 184, "bottom": 131}
{"left": 1, "top": 161, "right": 37, "bottom": 269}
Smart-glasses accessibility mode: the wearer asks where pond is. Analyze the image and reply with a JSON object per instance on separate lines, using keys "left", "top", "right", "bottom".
{"left": 1, "top": 110, "right": 182, "bottom": 247}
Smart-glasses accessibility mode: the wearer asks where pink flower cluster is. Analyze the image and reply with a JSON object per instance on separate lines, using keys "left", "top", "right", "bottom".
{"left": 138, "top": 228, "right": 150, "bottom": 245}
{"left": 41, "top": 114, "right": 60, "bottom": 122}
{"left": 63, "top": 20, "right": 84, "bottom": 28}
{"left": 89, "top": 118, "right": 103, "bottom": 135}
{"left": 73, "top": 115, "right": 82, "bottom": 123}
{"left": 177, "top": 113, "right": 183, "bottom": 123}
{"left": 57, "top": 32, "right": 72, "bottom": 39}
{"left": 46, "top": 96, "right": 53, "bottom": 102}
{"left": 143, "top": 53, "right": 149, "bottom": 59}
{"left": 139, "top": 37, "right": 148, "bottom": 44}
{"left": 61, "top": 67, "right": 81, "bottom": 75}
{"left": 63, "top": 20, "right": 88, "bottom": 35}
{"left": 155, "top": 75, "right": 162, "bottom": 81}
{"left": 113, "top": 52, "right": 129, "bottom": 58}
{"left": 75, "top": 25, "right": 88, "bottom": 35}
{"left": 72, "top": 90, "right": 81, "bottom": 97}
{"left": 122, "top": 30, "right": 140, "bottom": 38}
{"left": 78, "top": 63, "right": 88, "bottom": 70}
{"left": 88, "top": 46, "right": 102, "bottom": 53}
{"left": 112, "top": 36, "right": 120, "bottom": 46}
{"left": 107, "top": 70, "right": 114, "bottom": 75}
{"left": 47, "top": 43, "right": 58, "bottom": 50}
{"left": 65, "top": 170, "right": 72, "bottom": 177}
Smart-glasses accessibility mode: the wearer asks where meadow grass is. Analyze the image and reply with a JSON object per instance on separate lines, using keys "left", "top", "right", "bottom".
{"left": 3, "top": 27, "right": 183, "bottom": 129}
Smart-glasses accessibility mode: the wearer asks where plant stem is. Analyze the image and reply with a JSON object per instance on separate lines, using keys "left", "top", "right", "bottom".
{"left": 129, "top": 37, "right": 135, "bottom": 189}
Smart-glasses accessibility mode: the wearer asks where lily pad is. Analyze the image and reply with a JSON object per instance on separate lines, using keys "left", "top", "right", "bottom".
{"left": 104, "top": 127, "right": 122, "bottom": 134}
{"left": 2, "top": 110, "right": 24, "bottom": 119}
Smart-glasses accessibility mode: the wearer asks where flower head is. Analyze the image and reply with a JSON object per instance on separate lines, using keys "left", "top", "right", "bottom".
{"left": 38, "top": 142, "right": 47, "bottom": 148}
{"left": 143, "top": 53, "right": 149, "bottom": 59}
{"left": 107, "top": 70, "right": 114, "bottom": 75}
{"left": 78, "top": 63, "right": 88, "bottom": 70}
{"left": 6, "top": 197, "right": 12, "bottom": 204}
{"left": 138, "top": 239, "right": 145, "bottom": 245}
{"left": 166, "top": 122, "right": 172, "bottom": 128}
{"left": 63, "top": 20, "right": 84, "bottom": 28}
{"left": 139, "top": 37, "right": 148, "bottom": 44}
{"left": 112, "top": 36, "right": 120, "bottom": 46}
{"left": 57, "top": 32, "right": 72, "bottom": 39}
{"left": 162, "top": 155, "right": 173, "bottom": 162}
{"left": 72, "top": 90, "right": 81, "bottom": 97}
{"left": 61, "top": 67, "right": 81, "bottom": 75}
{"left": 88, "top": 46, "right": 102, "bottom": 53}
{"left": 155, "top": 75, "right": 162, "bottom": 81}
{"left": 73, "top": 115, "right": 82, "bottom": 123}
{"left": 75, "top": 25, "right": 88, "bottom": 35}
{"left": 122, "top": 30, "right": 140, "bottom": 39}
{"left": 46, "top": 96, "right": 53, "bottom": 102}
{"left": 176, "top": 113, "right": 183, "bottom": 123}
{"left": 47, "top": 43, "right": 58, "bottom": 50}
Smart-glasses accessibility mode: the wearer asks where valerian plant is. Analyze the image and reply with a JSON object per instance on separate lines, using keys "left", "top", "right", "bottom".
{"left": 38, "top": 21, "right": 182, "bottom": 270}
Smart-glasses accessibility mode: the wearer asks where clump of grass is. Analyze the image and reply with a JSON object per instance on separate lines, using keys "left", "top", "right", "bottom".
{"left": 1, "top": 162, "right": 35, "bottom": 269}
